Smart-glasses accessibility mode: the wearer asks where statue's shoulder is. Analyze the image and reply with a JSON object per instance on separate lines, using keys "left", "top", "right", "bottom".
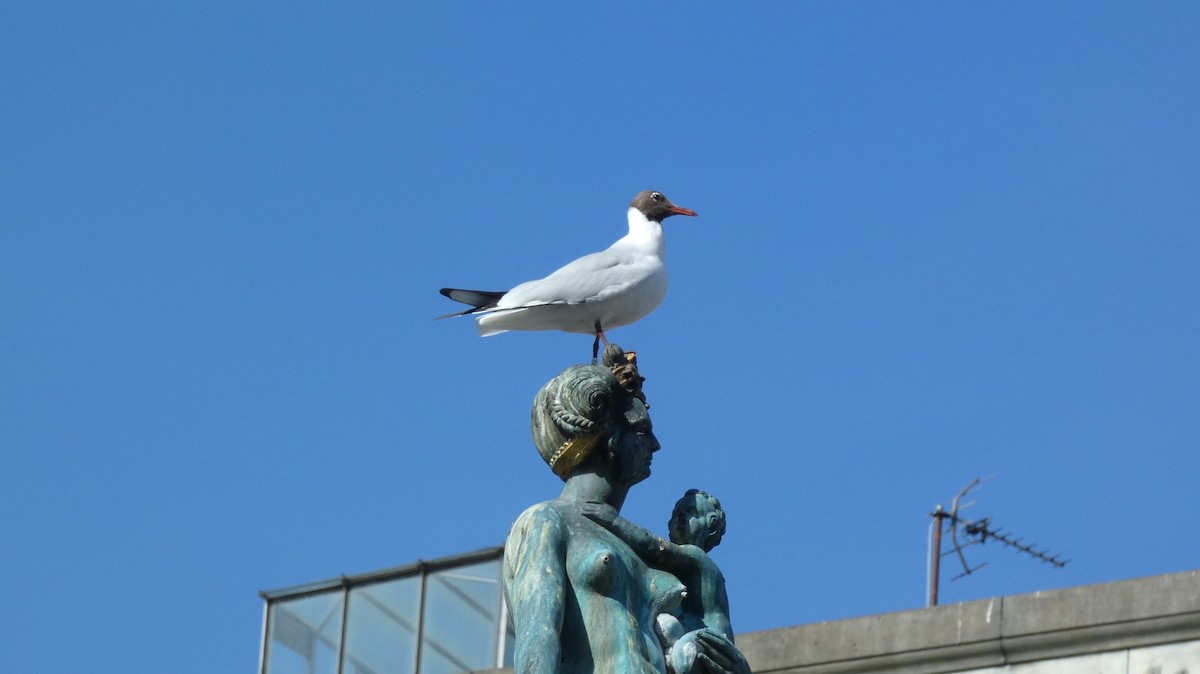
{"left": 505, "top": 500, "right": 572, "bottom": 572}
{"left": 515, "top": 499, "right": 566, "bottom": 521}
{"left": 510, "top": 500, "right": 571, "bottom": 535}
{"left": 683, "top": 544, "right": 715, "bottom": 566}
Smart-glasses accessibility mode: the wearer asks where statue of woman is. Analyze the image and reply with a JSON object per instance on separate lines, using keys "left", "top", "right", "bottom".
{"left": 503, "top": 347, "right": 748, "bottom": 674}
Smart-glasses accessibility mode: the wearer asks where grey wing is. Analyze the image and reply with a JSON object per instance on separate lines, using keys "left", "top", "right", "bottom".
{"left": 496, "top": 249, "right": 654, "bottom": 309}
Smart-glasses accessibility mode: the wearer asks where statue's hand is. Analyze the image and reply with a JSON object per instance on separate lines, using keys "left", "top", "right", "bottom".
{"left": 581, "top": 500, "right": 619, "bottom": 525}
{"left": 690, "top": 628, "right": 751, "bottom": 674}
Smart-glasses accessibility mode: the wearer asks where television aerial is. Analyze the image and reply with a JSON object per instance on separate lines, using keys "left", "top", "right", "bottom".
{"left": 927, "top": 476, "right": 1068, "bottom": 607}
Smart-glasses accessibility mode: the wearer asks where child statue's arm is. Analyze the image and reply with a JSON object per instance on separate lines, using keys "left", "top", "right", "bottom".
{"left": 582, "top": 501, "right": 692, "bottom": 570}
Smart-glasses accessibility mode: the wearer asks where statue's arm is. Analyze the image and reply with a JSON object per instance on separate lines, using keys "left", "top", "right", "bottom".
{"left": 582, "top": 501, "right": 691, "bottom": 570}
{"left": 700, "top": 559, "right": 733, "bottom": 640}
{"left": 504, "top": 505, "right": 568, "bottom": 674}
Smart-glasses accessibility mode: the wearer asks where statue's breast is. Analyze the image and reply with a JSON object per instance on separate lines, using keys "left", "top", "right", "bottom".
{"left": 571, "top": 544, "right": 620, "bottom": 594}
{"left": 566, "top": 521, "right": 635, "bottom": 596}
{"left": 565, "top": 519, "right": 685, "bottom": 622}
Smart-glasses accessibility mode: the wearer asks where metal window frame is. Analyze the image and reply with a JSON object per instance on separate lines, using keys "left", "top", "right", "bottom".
{"left": 259, "top": 546, "right": 506, "bottom": 674}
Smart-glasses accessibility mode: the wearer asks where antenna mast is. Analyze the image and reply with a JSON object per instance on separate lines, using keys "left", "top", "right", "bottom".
{"left": 927, "top": 477, "right": 1068, "bottom": 607}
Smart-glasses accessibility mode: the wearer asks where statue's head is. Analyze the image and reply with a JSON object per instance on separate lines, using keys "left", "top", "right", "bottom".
{"left": 531, "top": 345, "right": 658, "bottom": 485}
{"left": 668, "top": 489, "right": 726, "bottom": 552}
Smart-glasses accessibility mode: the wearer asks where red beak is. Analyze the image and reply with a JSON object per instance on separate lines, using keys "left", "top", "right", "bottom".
{"left": 670, "top": 206, "right": 698, "bottom": 217}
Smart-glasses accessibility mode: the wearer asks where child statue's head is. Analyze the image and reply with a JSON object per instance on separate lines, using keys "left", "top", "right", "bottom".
{"left": 668, "top": 489, "right": 726, "bottom": 552}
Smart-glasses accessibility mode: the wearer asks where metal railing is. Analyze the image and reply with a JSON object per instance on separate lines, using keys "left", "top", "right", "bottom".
{"left": 259, "top": 546, "right": 512, "bottom": 674}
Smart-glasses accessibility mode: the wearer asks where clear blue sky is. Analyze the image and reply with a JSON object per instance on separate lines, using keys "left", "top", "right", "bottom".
{"left": 3, "top": 3, "right": 1198, "bottom": 672}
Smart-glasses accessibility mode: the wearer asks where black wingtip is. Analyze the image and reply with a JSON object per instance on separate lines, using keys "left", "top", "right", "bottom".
{"left": 438, "top": 287, "right": 507, "bottom": 312}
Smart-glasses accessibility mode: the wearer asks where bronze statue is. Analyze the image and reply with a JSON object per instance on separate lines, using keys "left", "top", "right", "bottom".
{"left": 584, "top": 489, "right": 734, "bottom": 674}
{"left": 504, "top": 346, "right": 748, "bottom": 674}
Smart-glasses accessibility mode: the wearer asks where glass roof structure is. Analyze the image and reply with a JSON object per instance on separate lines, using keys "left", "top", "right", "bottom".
{"left": 259, "top": 546, "right": 514, "bottom": 674}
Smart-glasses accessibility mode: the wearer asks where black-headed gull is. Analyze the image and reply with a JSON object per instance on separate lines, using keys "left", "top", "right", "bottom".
{"left": 439, "top": 190, "right": 697, "bottom": 357}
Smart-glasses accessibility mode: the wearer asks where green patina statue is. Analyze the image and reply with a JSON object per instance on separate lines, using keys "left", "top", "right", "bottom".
{"left": 503, "top": 346, "right": 749, "bottom": 674}
{"left": 583, "top": 489, "right": 733, "bottom": 674}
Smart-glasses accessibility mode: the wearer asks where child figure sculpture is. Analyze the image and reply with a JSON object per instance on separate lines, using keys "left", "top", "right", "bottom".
{"left": 584, "top": 489, "right": 740, "bottom": 674}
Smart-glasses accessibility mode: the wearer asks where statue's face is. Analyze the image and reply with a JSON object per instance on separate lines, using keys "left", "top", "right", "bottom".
{"left": 611, "top": 398, "right": 659, "bottom": 487}
{"left": 670, "top": 493, "right": 724, "bottom": 550}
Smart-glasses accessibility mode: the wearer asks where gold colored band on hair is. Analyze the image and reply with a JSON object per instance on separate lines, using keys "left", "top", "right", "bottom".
{"left": 549, "top": 434, "right": 602, "bottom": 478}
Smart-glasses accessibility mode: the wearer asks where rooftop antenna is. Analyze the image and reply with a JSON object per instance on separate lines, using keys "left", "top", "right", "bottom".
{"left": 927, "top": 476, "right": 1068, "bottom": 607}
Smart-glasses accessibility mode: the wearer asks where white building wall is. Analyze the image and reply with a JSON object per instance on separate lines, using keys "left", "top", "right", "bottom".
{"left": 737, "top": 570, "right": 1200, "bottom": 674}
{"left": 959, "top": 639, "right": 1199, "bottom": 673}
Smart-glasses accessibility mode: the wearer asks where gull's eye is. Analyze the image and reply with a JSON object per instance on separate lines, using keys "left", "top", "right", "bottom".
{"left": 651, "top": 192, "right": 662, "bottom": 201}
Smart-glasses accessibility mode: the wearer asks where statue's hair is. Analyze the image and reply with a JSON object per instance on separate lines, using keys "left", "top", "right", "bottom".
{"left": 530, "top": 364, "right": 620, "bottom": 480}
{"left": 530, "top": 346, "right": 647, "bottom": 481}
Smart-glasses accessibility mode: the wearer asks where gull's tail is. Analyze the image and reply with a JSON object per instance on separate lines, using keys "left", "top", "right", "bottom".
{"left": 436, "top": 287, "right": 507, "bottom": 320}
